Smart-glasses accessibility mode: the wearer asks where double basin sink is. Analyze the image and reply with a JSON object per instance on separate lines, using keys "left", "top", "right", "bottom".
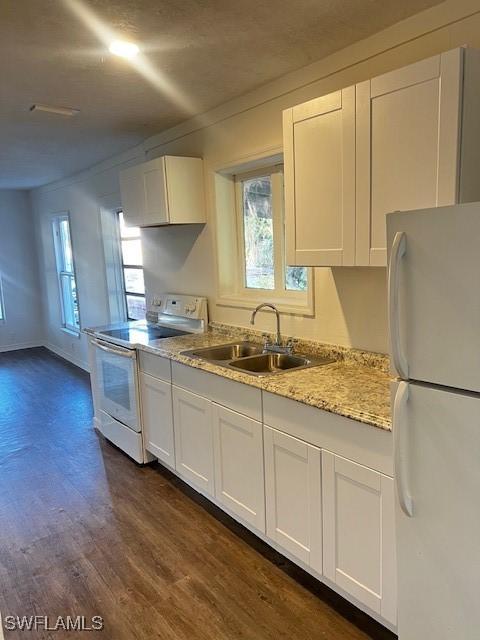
{"left": 181, "top": 341, "right": 333, "bottom": 377}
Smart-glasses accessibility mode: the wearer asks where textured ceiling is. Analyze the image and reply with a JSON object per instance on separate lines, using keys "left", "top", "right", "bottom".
{"left": 1, "top": 0, "right": 442, "bottom": 189}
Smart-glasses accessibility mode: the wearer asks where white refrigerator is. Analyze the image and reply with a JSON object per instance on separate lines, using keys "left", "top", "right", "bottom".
{"left": 387, "top": 202, "right": 480, "bottom": 640}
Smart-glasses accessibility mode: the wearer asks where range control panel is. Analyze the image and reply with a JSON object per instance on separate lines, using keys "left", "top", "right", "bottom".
{"left": 164, "top": 295, "right": 204, "bottom": 319}
{"left": 150, "top": 294, "right": 208, "bottom": 328}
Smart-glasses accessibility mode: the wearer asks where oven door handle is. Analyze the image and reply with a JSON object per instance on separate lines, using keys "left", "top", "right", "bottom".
{"left": 92, "top": 339, "right": 136, "bottom": 359}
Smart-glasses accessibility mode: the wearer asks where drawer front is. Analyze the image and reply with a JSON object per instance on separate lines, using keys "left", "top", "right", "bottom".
{"left": 171, "top": 362, "right": 262, "bottom": 422}
{"left": 139, "top": 351, "right": 171, "bottom": 382}
{"left": 263, "top": 392, "right": 393, "bottom": 476}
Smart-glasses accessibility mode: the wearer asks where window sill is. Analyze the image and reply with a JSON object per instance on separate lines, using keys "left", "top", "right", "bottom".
{"left": 216, "top": 294, "right": 315, "bottom": 317}
{"left": 61, "top": 326, "right": 81, "bottom": 338}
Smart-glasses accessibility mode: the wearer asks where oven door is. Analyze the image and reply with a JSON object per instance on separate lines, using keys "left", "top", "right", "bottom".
{"left": 92, "top": 338, "right": 139, "bottom": 432}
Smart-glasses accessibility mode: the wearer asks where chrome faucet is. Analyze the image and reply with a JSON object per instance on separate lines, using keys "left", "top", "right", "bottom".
{"left": 250, "top": 303, "right": 293, "bottom": 354}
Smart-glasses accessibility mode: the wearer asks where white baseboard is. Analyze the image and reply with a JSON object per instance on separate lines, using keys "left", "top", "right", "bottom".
{"left": 44, "top": 342, "right": 90, "bottom": 372}
{"left": 0, "top": 341, "right": 43, "bottom": 353}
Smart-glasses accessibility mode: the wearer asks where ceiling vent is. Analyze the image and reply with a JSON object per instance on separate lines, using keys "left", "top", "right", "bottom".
{"left": 29, "top": 104, "right": 80, "bottom": 117}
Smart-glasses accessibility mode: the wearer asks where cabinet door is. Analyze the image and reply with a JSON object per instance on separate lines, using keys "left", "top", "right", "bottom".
{"left": 283, "top": 86, "right": 355, "bottom": 266}
{"left": 322, "top": 451, "right": 396, "bottom": 624}
{"left": 172, "top": 386, "right": 214, "bottom": 497}
{"left": 264, "top": 426, "right": 322, "bottom": 574}
{"left": 119, "top": 164, "right": 146, "bottom": 227}
{"left": 144, "top": 158, "right": 169, "bottom": 225}
{"left": 356, "top": 48, "right": 462, "bottom": 266}
{"left": 139, "top": 372, "right": 174, "bottom": 467}
{"left": 212, "top": 404, "right": 265, "bottom": 531}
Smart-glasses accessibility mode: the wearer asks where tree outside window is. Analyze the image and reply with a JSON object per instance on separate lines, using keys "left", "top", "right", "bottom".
{"left": 236, "top": 167, "right": 308, "bottom": 298}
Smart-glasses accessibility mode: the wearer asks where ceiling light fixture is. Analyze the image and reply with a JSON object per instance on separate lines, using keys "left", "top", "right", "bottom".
{"left": 30, "top": 104, "right": 80, "bottom": 117}
{"left": 109, "top": 40, "right": 139, "bottom": 59}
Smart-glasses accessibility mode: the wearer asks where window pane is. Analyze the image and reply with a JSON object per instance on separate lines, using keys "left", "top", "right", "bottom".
{"left": 71, "top": 276, "right": 80, "bottom": 327}
{"left": 121, "top": 239, "right": 143, "bottom": 266}
{"left": 119, "top": 211, "right": 140, "bottom": 239}
{"left": 60, "top": 274, "right": 79, "bottom": 329}
{"left": 126, "top": 295, "right": 146, "bottom": 320}
{"left": 242, "top": 176, "right": 274, "bottom": 290}
{"left": 285, "top": 266, "right": 308, "bottom": 291}
{"left": 59, "top": 219, "right": 74, "bottom": 273}
{"left": 123, "top": 268, "right": 145, "bottom": 294}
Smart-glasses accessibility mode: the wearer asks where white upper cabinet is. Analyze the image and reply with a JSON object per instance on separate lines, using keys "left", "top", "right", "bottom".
{"left": 283, "top": 86, "right": 356, "bottom": 266}
{"left": 120, "top": 156, "right": 206, "bottom": 228}
{"left": 356, "top": 49, "right": 462, "bottom": 266}
{"left": 284, "top": 47, "right": 480, "bottom": 267}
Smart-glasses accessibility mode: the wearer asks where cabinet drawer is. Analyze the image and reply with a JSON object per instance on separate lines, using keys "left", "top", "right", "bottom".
{"left": 263, "top": 392, "right": 393, "bottom": 476}
{"left": 171, "top": 362, "right": 262, "bottom": 422}
{"left": 139, "top": 351, "right": 171, "bottom": 382}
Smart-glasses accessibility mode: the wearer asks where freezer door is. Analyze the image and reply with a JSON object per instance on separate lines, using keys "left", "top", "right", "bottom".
{"left": 393, "top": 381, "right": 480, "bottom": 640}
{"left": 387, "top": 202, "right": 480, "bottom": 392}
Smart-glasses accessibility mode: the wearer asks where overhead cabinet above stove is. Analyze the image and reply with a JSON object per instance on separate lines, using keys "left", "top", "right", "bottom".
{"left": 283, "top": 47, "right": 480, "bottom": 267}
{"left": 120, "top": 155, "right": 206, "bottom": 227}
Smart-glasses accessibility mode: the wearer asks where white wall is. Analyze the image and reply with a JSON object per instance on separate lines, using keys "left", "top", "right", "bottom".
{"left": 31, "top": 146, "right": 144, "bottom": 369}
{"left": 30, "top": 0, "right": 480, "bottom": 364}
{"left": 0, "top": 190, "right": 43, "bottom": 351}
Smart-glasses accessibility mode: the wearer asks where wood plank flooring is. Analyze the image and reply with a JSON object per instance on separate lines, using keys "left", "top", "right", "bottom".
{"left": 0, "top": 348, "right": 396, "bottom": 639}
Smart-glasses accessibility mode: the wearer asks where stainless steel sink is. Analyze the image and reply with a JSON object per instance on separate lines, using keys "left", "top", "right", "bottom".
{"left": 184, "top": 342, "right": 263, "bottom": 361}
{"left": 229, "top": 353, "right": 311, "bottom": 374}
{"left": 181, "top": 342, "right": 334, "bottom": 376}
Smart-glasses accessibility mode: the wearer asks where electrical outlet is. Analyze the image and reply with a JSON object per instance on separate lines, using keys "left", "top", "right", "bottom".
{"left": 151, "top": 296, "right": 162, "bottom": 307}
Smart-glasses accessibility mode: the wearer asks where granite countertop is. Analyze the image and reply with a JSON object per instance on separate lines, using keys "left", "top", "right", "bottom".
{"left": 86, "top": 322, "right": 392, "bottom": 431}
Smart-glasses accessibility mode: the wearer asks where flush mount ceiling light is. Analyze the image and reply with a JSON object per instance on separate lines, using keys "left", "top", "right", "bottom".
{"left": 109, "top": 40, "right": 139, "bottom": 59}
{"left": 29, "top": 104, "right": 80, "bottom": 117}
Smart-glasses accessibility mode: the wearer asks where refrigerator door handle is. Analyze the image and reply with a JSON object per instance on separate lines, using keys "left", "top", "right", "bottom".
{"left": 388, "top": 231, "right": 408, "bottom": 379}
{"left": 394, "top": 381, "right": 413, "bottom": 517}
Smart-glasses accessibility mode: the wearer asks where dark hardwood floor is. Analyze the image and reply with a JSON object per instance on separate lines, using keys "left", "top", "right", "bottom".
{"left": 0, "top": 347, "right": 396, "bottom": 639}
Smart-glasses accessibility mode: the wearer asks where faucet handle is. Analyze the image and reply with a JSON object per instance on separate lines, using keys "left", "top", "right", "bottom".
{"left": 285, "top": 337, "right": 297, "bottom": 353}
{"left": 261, "top": 333, "right": 271, "bottom": 348}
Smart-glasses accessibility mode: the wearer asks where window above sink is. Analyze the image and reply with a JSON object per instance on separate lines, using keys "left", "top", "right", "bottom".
{"left": 213, "top": 152, "right": 315, "bottom": 317}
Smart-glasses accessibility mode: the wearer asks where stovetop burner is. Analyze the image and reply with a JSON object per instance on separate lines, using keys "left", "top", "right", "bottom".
{"left": 100, "top": 325, "right": 188, "bottom": 343}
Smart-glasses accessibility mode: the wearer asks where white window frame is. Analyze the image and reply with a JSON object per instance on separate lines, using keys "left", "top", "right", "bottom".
{"left": 232, "top": 164, "right": 313, "bottom": 310}
{"left": 0, "top": 273, "right": 5, "bottom": 323}
{"left": 52, "top": 214, "right": 81, "bottom": 335}
{"left": 117, "top": 210, "right": 146, "bottom": 321}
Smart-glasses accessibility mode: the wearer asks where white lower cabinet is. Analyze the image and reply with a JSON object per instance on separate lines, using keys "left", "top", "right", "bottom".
{"left": 139, "top": 357, "right": 396, "bottom": 628}
{"left": 322, "top": 451, "right": 396, "bottom": 625}
{"left": 172, "top": 386, "right": 214, "bottom": 497}
{"left": 212, "top": 404, "right": 265, "bottom": 532}
{"left": 140, "top": 372, "right": 175, "bottom": 468}
{"left": 264, "top": 425, "right": 323, "bottom": 574}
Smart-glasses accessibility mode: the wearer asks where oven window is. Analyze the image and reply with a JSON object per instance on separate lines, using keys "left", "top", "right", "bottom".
{"left": 102, "top": 361, "right": 131, "bottom": 411}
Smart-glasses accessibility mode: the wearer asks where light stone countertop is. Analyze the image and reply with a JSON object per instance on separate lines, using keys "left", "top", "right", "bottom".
{"left": 86, "top": 323, "right": 392, "bottom": 431}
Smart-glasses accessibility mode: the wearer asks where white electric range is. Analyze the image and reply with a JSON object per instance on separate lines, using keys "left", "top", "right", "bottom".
{"left": 87, "top": 294, "right": 208, "bottom": 463}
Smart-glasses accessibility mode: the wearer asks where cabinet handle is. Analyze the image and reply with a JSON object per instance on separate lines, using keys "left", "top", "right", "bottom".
{"left": 388, "top": 231, "right": 408, "bottom": 379}
{"left": 394, "top": 381, "right": 413, "bottom": 517}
